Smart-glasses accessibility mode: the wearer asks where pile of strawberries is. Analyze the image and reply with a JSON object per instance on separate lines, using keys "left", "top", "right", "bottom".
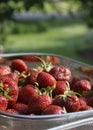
{"left": 0, "top": 56, "right": 93, "bottom": 116}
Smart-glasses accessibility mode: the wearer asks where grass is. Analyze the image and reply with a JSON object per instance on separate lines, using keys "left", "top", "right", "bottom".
{"left": 4, "top": 18, "right": 93, "bottom": 65}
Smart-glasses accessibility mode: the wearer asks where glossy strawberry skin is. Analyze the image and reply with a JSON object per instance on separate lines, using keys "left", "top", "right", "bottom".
{"left": 42, "top": 105, "right": 65, "bottom": 115}
{"left": 72, "top": 78, "right": 91, "bottom": 92}
{"left": 0, "top": 76, "right": 19, "bottom": 107}
{"left": 28, "top": 94, "right": 52, "bottom": 114}
{"left": 37, "top": 71, "right": 56, "bottom": 88}
{"left": 13, "top": 103, "right": 29, "bottom": 114}
{"left": 0, "top": 95, "right": 8, "bottom": 111}
{"left": 64, "top": 95, "right": 80, "bottom": 112}
{"left": 79, "top": 97, "right": 92, "bottom": 111}
{"left": 18, "top": 84, "right": 38, "bottom": 104}
{"left": 11, "top": 59, "right": 28, "bottom": 72}
{"left": 7, "top": 72, "right": 19, "bottom": 84}
{"left": 53, "top": 81, "right": 68, "bottom": 96}
{"left": 0, "top": 65, "right": 11, "bottom": 75}
{"left": 49, "top": 66, "right": 71, "bottom": 81}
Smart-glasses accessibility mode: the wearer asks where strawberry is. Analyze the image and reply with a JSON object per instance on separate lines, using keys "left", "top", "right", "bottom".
{"left": 40, "top": 56, "right": 58, "bottom": 64}
{"left": 37, "top": 71, "right": 56, "bottom": 88}
{"left": 49, "top": 66, "right": 71, "bottom": 81}
{"left": 53, "top": 81, "right": 70, "bottom": 96}
{"left": 6, "top": 72, "right": 19, "bottom": 84}
{"left": 87, "top": 95, "right": 93, "bottom": 107}
{"left": 11, "top": 59, "right": 28, "bottom": 73}
{"left": 42, "top": 105, "right": 65, "bottom": 115}
{"left": 13, "top": 103, "right": 29, "bottom": 114}
{"left": 20, "top": 56, "right": 39, "bottom": 62}
{"left": 71, "top": 77, "right": 91, "bottom": 92}
{"left": 0, "top": 65, "right": 11, "bottom": 75}
{"left": 83, "top": 68, "right": 93, "bottom": 76}
{"left": 53, "top": 96, "right": 65, "bottom": 107}
{"left": 78, "top": 97, "right": 92, "bottom": 111}
{"left": 6, "top": 109, "right": 19, "bottom": 114}
{"left": 0, "top": 75, "right": 19, "bottom": 107}
{"left": 0, "top": 95, "right": 8, "bottom": 111}
{"left": 18, "top": 84, "right": 38, "bottom": 104}
{"left": 26, "top": 69, "right": 39, "bottom": 85}
{"left": 64, "top": 95, "right": 80, "bottom": 112}
{"left": 28, "top": 94, "right": 52, "bottom": 114}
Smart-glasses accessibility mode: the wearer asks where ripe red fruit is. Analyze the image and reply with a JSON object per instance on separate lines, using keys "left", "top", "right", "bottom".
{"left": 42, "top": 105, "right": 65, "bottom": 115}
{"left": 72, "top": 77, "right": 91, "bottom": 92}
{"left": 6, "top": 72, "right": 19, "bottom": 84}
{"left": 0, "top": 65, "right": 11, "bottom": 75}
{"left": 53, "top": 96, "right": 65, "bottom": 107}
{"left": 49, "top": 66, "right": 71, "bottom": 81}
{"left": 13, "top": 103, "right": 28, "bottom": 114}
{"left": 26, "top": 69, "right": 39, "bottom": 85}
{"left": 0, "top": 76, "right": 19, "bottom": 106}
{"left": 28, "top": 94, "right": 52, "bottom": 114}
{"left": 11, "top": 59, "right": 28, "bottom": 72}
{"left": 0, "top": 95, "right": 8, "bottom": 111}
{"left": 6, "top": 109, "right": 19, "bottom": 114}
{"left": 53, "top": 81, "right": 70, "bottom": 96}
{"left": 18, "top": 84, "right": 38, "bottom": 104}
{"left": 64, "top": 95, "right": 80, "bottom": 112}
{"left": 37, "top": 71, "right": 56, "bottom": 88}
{"left": 87, "top": 95, "right": 93, "bottom": 107}
{"left": 78, "top": 97, "right": 88, "bottom": 111}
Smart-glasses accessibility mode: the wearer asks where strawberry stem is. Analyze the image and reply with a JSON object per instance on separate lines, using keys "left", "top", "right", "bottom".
{"left": 35, "top": 56, "right": 53, "bottom": 72}
{"left": 0, "top": 81, "right": 12, "bottom": 100}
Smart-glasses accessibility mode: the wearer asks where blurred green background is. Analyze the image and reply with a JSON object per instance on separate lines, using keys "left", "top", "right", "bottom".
{"left": 0, "top": 0, "right": 93, "bottom": 65}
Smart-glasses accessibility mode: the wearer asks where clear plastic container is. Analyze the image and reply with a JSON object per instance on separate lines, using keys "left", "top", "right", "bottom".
{"left": 0, "top": 53, "right": 93, "bottom": 130}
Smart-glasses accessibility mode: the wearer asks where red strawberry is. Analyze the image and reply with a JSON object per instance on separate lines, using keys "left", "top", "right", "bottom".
{"left": 53, "top": 81, "right": 70, "bottom": 96}
{"left": 0, "top": 65, "right": 11, "bottom": 75}
{"left": 20, "top": 56, "right": 39, "bottom": 62}
{"left": 13, "top": 103, "right": 28, "bottom": 114}
{"left": 11, "top": 59, "right": 28, "bottom": 72}
{"left": 0, "top": 75, "right": 19, "bottom": 106}
{"left": 6, "top": 109, "right": 19, "bottom": 114}
{"left": 40, "top": 56, "right": 58, "bottom": 64}
{"left": 6, "top": 72, "right": 19, "bottom": 84}
{"left": 53, "top": 96, "right": 65, "bottom": 107}
{"left": 26, "top": 69, "right": 39, "bottom": 85}
{"left": 87, "top": 95, "right": 93, "bottom": 107}
{"left": 79, "top": 97, "right": 92, "bottom": 111}
{"left": 37, "top": 71, "right": 56, "bottom": 88}
{"left": 64, "top": 95, "right": 80, "bottom": 112}
{"left": 49, "top": 66, "right": 71, "bottom": 81}
{"left": 71, "top": 77, "right": 91, "bottom": 92}
{"left": 0, "top": 95, "right": 8, "bottom": 111}
{"left": 18, "top": 84, "right": 38, "bottom": 104}
{"left": 28, "top": 94, "right": 52, "bottom": 114}
{"left": 42, "top": 105, "right": 65, "bottom": 115}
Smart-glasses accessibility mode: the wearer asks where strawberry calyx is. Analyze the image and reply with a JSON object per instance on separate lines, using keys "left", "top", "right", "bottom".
{"left": 56, "top": 90, "right": 81, "bottom": 102}
{"left": 35, "top": 56, "right": 53, "bottom": 72}
{"left": 39, "top": 86, "right": 55, "bottom": 98}
{"left": 0, "top": 81, "right": 12, "bottom": 100}
{"left": 31, "top": 84, "right": 55, "bottom": 98}
{"left": 65, "top": 81, "right": 70, "bottom": 91}
{"left": 15, "top": 70, "right": 28, "bottom": 87}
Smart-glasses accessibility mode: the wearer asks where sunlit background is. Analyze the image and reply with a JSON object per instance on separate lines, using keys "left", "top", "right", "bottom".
{"left": 0, "top": 0, "right": 93, "bottom": 65}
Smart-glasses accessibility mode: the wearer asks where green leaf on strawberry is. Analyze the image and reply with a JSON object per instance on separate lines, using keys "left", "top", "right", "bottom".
{"left": 35, "top": 56, "right": 53, "bottom": 72}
